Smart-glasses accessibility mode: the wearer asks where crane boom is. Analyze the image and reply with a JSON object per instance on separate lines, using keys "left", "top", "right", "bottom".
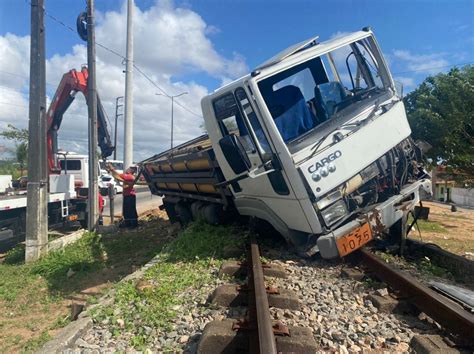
{"left": 46, "top": 66, "right": 115, "bottom": 173}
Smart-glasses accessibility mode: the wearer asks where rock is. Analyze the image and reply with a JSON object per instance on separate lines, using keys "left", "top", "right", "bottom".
{"left": 375, "top": 336, "right": 385, "bottom": 347}
{"left": 349, "top": 344, "right": 362, "bottom": 352}
{"left": 168, "top": 331, "right": 178, "bottom": 338}
{"left": 394, "top": 342, "right": 410, "bottom": 352}
{"left": 332, "top": 332, "right": 345, "bottom": 341}
{"left": 338, "top": 344, "right": 349, "bottom": 354}
{"left": 375, "top": 288, "right": 389, "bottom": 297}
{"left": 179, "top": 335, "right": 189, "bottom": 344}
{"left": 116, "top": 318, "right": 125, "bottom": 328}
{"left": 76, "top": 338, "right": 100, "bottom": 349}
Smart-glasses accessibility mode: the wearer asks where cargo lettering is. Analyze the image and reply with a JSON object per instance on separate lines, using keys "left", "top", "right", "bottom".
{"left": 308, "top": 150, "right": 342, "bottom": 173}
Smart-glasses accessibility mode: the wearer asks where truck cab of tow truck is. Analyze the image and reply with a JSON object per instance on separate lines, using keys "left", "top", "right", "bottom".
{"left": 201, "top": 28, "right": 431, "bottom": 258}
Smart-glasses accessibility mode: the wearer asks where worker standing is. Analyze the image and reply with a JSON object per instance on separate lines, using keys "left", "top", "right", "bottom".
{"left": 107, "top": 164, "right": 138, "bottom": 228}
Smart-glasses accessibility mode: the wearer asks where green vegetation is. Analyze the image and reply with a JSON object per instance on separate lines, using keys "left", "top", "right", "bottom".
{"left": 408, "top": 215, "right": 447, "bottom": 233}
{"left": 404, "top": 65, "right": 474, "bottom": 175}
{"left": 92, "top": 221, "right": 246, "bottom": 350}
{"left": 0, "top": 124, "right": 29, "bottom": 177}
{"left": 418, "top": 256, "right": 451, "bottom": 278}
{"left": 0, "top": 216, "right": 170, "bottom": 352}
{"left": 0, "top": 160, "right": 22, "bottom": 179}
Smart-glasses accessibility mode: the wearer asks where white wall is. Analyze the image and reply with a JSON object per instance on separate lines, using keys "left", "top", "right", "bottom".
{"left": 451, "top": 187, "right": 474, "bottom": 207}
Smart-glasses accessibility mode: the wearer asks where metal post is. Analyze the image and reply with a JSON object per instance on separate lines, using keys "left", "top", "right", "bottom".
{"left": 123, "top": 0, "right": 134, "bottom": 169}
{"left": 87, "top": 0, "right": 98, "bottom": 231}
{"left": 108, "top": 184, "right": 115, "bottom": 224}
{"left": 170, "top": 96, "right": 174, "bottom": 149}
{"left": 113, "top": 96, "right": 123, "bottom": 160}
{"left": 155, "top": 92, "right": 188, "bottom": 150}
{"left": 25, "top": 0, "right": 48, "bottom": 263}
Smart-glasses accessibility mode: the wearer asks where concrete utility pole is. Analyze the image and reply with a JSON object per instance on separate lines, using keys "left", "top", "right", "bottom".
{"left": 87, "top": 0, "right": 99, "bottom": 231}
{"left": 113, "top": 96, "right": 124, "bottom": 160}
{"left": 123, "top": 0, "right": 134, "bottom": 169}
{"left": 25, "top": 0, "right": 48, "bottom": 262}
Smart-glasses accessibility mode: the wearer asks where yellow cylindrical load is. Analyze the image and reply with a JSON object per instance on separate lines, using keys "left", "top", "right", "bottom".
{"left": 145, "top": 137, "right": 221, "bottom": 196}
{"left": 151, "top": 158, "right": 212, "bottom": 173}
{"left": 156, "top": 181, "right": 218, "bottom": 195}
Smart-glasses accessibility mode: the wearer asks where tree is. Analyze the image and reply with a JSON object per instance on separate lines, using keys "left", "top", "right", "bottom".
{"left": 404, "top": 66, "right": 474, "bottom": 175}
{"left": 1, "top": 125, "right": 29, "bottom": 175}
{"left": 16, "top": 142, "right": 28, "bottom": 176}
{"left": 0, "top": 124, "right": 29, "bottom": 143}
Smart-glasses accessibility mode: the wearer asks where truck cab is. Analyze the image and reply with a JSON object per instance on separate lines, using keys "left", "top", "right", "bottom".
{"left": 200, "top": 29, "right": 431, "bottom": 258}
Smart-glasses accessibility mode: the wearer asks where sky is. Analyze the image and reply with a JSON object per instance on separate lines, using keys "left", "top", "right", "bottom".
{"left": 0, "top": 0, "right": 472, "bottom": 162}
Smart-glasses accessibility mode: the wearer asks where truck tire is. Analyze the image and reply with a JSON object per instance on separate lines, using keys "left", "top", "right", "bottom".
{"left": 190, "top": 201, "right": 205, "bottom": 220}
{"left": 175, "top": 203, "right": 192, "bottom": 226}
{"left": 203, "top": 203, "right": 223, "bottom": 225}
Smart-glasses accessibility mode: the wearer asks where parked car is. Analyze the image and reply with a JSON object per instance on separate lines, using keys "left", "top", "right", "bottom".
{"left": 99, "top": 173, "right": 123, "bottom": 196}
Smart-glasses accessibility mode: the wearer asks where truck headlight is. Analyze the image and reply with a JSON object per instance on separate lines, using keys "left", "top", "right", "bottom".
{"left": 321, "top": 200, "right": 348, "bottom": 226}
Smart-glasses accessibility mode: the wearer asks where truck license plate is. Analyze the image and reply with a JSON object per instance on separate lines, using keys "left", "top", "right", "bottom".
{"left": 336, "top": 222, "right": 372, "bottom": 257}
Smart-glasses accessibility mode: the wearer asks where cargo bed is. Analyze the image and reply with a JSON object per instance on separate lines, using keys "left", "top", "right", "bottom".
{"left": 141, "top": 135, "right": 231, "bottom": 205}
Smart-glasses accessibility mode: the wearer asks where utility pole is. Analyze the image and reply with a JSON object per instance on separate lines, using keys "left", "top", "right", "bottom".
{"left": 155, "top": 91, "right": 188, "bottom": 149}
{"left": 25, "top": 0, "right": 48, "bottom": 262}
{"left": 86, "top": 0, "right": 99, "bottom": 231}
{"left": 113, "top": 96, "right": 124, "bottom": 160}
{"left": 123, "top": 0, "right": 134, "bottom": 169}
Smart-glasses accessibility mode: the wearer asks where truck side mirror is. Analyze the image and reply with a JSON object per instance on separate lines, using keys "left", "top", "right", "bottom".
{"left": 219, "top": 134, "right": 251, "bottom": 174}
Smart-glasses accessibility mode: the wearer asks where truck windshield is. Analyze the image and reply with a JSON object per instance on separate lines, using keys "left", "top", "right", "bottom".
{"left": 258, "top": 36, "right": 392, "bottom": 147}
{"left": 59, "top": 159, "right": 81, "bottom": 171}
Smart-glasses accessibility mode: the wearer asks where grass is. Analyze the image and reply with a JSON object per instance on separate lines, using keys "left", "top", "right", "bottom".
{"left": 92, "top": 221, "right": 247, "bottom": 350}
{"left": 408, "top": 215, "right": 448, "bottom": 234}
{"left": 0, "top": 215, "right": 171, "bottom": 352}
{"left": 374, "top": 250, "right": 452, "bottom": 280}
{"left": 408, "top": 216, "right": 447, "bottom": 233}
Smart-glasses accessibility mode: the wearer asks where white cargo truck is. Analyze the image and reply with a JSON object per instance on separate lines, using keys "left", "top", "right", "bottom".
{"left": 0, "top": 174, "right": 80, "bottom": 250}
{"left": 141, "top": 28, "right": 432, "bottom": 258}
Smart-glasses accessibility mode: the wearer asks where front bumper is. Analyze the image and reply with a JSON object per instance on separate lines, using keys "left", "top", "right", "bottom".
{"left": 310, "top": 179, "right": 432, "bottom": 259}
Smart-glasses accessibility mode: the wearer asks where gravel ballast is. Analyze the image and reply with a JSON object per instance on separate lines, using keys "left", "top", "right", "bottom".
{"left": 70, "top": 235, "right": 440, "bottom": 353}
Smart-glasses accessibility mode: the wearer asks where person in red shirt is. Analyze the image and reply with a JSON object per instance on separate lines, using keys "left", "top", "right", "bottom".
{"left": 108, "top": 165, "right": 138, "bottom": 228}
{"left": 98, "top": 192, "right": 104, "bottom": 226}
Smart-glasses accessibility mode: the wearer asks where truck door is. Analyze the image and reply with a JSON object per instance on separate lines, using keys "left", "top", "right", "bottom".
{"left": 211, "top": 86, "right": 314, "bottom": 237}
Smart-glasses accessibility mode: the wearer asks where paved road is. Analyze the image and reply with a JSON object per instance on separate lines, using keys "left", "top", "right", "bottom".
{"left": 103, "top": 186, "right": 163, "bottom": 223}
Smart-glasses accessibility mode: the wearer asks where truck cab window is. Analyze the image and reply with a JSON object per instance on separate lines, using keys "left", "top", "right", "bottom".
{"left": 212, "top": 93, "right": 256, "bottom": 154}
{"left": 235, "top": 88, "right": 272, "bottom": 160}
{"left": 59, "top": 159, "right": 81, "bottom": 171}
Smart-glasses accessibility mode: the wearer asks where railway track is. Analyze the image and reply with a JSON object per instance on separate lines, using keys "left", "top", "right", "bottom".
{"left": 352, "top": 248, "right": 474, "bottom": 349}
{"left": 198, "top": 239, "right": 317, "bottom": 353}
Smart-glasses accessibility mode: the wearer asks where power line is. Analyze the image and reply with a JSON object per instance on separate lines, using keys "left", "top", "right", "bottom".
{"left": 0, "top": 69, "right": 57, "bottom": 87}
{"left": 35, "top": 1, "right": 202, "bottom": 118}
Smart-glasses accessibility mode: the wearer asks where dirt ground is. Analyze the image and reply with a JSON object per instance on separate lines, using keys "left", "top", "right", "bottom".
{"left": 408, "top": 201, "right": 474, "bottom": 259}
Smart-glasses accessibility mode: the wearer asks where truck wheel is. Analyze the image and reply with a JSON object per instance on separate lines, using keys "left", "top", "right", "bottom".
{"left": 203, "top": 204, "right": 223, "bottom": 225}
{"left": 190, "top": 201, "right": 205, "bottom": 220}
{"left": 175, "top": 203, "right": 192, "bottom": 226}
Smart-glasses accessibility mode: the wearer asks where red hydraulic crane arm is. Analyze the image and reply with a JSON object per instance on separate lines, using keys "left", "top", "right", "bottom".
{"left": 47, "top": 67, "right": 115, "bottom": 173}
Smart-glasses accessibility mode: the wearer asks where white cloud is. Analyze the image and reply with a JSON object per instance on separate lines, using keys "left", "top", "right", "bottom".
{"left": 392, "top": 49, "right": 449, "bottom": 74}
{"left": 0, "top": 0, "right": 248, "bottom": 162}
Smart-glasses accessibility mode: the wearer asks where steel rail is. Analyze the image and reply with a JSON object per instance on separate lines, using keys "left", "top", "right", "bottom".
{"left": 358, "top": 248, "right": 474, "bottom": 343}
{"left": 250, "top": 240, "right": 277, "bottom": 354}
